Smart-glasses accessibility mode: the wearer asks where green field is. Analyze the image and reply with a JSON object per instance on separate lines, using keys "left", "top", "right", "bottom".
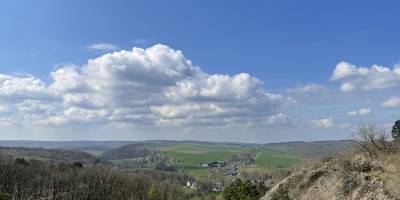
{"left": 142, "top": 143, "right": 248, "bottom": 176}
{"left": 139, "top": 143, "right": 301, "bottom": 176}
{"left": 94, "top": 142, "right": 303, "bottom": 176}
{"left": 255, "top": 150, "right": 301, "bottom": 168}
{"left": 81, "top": 150, "right": 105, "bottom": 157}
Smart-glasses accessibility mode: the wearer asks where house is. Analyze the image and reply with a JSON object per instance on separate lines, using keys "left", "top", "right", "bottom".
{"left": 201, "top": 161, "right": 226, "bottom": 168}
{"left": 186, "top": 180, "right": 197, "bottom": 189}
{"left": 208, "top": 161, "right": 225, "bottom": 168}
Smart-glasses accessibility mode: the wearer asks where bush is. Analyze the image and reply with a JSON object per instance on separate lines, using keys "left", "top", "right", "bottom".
{"left": 0, "top": 158, "right": 191, "bottom": 200}
{"left": 271, "top": 186, "right": 291, "bottom": 200}
{"left": 392, "top": 120, "right": 400, "bottom": 141}
{"left": 0, "top": 193, "right": 11, "bottom": 200}
{"left": 354, "top": 124, "right": 392, "bottom": 158}
{"left": 223, "top": 179, "right": 267, "bottom": 200}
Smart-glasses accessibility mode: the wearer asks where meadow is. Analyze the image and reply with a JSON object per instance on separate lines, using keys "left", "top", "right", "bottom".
{"left": 140, "top": 143, "right": 302, "bottom": 176}
{"left": 79, "top": 142, "right": 304, "bottom": 176}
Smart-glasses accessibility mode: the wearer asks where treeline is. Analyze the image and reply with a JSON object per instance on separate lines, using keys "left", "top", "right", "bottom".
{"left": 0, "top": 157, "right": 207, "bottom": 200}
{"left": 101, "top": 144, "right": 153, "bottom": 160}
{"left": 0, "top": 147, "right": 100, "bottom": 164}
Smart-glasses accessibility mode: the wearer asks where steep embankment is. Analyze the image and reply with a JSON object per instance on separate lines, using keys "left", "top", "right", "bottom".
{"left": 263, "top": 154, "right": 399, "bottom": 200}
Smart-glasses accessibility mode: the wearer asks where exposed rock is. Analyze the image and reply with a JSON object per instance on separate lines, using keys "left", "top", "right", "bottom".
{"left": 263, "top": 154, "right": 398, "bottom": 200}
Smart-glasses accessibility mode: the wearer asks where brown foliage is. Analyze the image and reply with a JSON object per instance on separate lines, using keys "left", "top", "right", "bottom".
{"left": 354, "top": 124, "right": 393, "bottom": 158}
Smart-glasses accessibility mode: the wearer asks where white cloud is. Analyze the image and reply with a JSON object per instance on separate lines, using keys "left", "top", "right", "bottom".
{"left": 310, "top": 118, "right": 334, "bottom": 128}
{"left": 86, "top": 43, "right": 118, "bottom": 52}
{"left": 265, "top": 113, "right": 288, "bottom": 126}
{"left": 287, "top": 83, "right": 325, "bottom": 93}
{"left": 16, "top": 100, "right": 54, "bottom": 114}
{"left": 0, "top": 74, "right": 48, "bottom": 99}
{"left": 0, "top": 117, "right": 16, "bottom": 126}
{"left": 155, "top": 72, "right": 295, "bottom": 126}
{"left": 49, "top": 65, "right": 83, "bottom": 94}
{"left": 347, "top": 107, "right": 372, "bottom": 116}
{"left": 0, "top": 44, "right": 294, "bottom": 130}
{"left": 0, "top": 105, "right": 9, "bottom": 113}
{"left": 382, "top": 96, "right": 400, "bottom": 108}
{"left": 331, "top": 61, "right": 400, "bottom": 92}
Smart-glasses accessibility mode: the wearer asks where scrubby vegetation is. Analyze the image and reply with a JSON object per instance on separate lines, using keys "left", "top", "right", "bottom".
{"left": 262, "top": 122, "right": 400, "bottom": 200}
{"left": 0, "top": 157, "right": 212, "bottom": 200}
{"left": 222, "top": 179, "right": 267, "bottom": 200}
{"left": 0, "top": 147, "right": 100, "bottom": 164}
{"left": 0, "top": 135, "right": 375, "bottom": 200}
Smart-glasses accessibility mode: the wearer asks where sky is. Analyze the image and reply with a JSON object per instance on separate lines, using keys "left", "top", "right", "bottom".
{"left": 0, "top": 0, "right": 399, "bottom": 143}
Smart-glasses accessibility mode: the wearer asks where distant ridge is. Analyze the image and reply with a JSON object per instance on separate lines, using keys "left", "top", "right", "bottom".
{"left": 0, "top": 139, "right": 354, "bottom": 151}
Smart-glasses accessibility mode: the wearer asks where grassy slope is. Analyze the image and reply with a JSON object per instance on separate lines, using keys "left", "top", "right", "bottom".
{"left": 255, "top": 150, "right": 301, "bottom": 168}
{"left": 141, "top": 143, "right": 302, "bottom": 176}
{"left": 143, "top": 143, "right": 248, "bottom": 176}
{"left": 86, "top": 142, "right": 307, "bottom": 176}
{"left": 81, "top": 150, "right": 105, "bottom": 157}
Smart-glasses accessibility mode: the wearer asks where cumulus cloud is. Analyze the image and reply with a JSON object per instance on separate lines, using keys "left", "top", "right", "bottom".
{"left": 382, "top": 96, "right": 400, "bottom": 108}
{"left": 331, "top": 61, "right": 400, "bottom": 92}
{"left": 265, "top": 113, "right": 288, "bottom": 126}
{"left": 49, "top": 65, "right": 83, "bottom": 94}
{"left": 153, "top": 72, "right": 295, "bottom": 126}
{"left": 0, "top": 74, "right": 48, "bottom": 99}
{"left": 16, "top": 100, "right": 54, "bottom": 114}
{"left": 0, "top": 44, "right": 294, "bottom": 130}
{"left": 0, "top": 105, "right": 9, "bottom": 113}
{"left": 347, "top": 108, "right": 372, "bottom": 116}
{"left": 310, "top": 118, "right": 334, "bottom": 128}
{"left": 86, "top": 43, "right": 118, "bottom": 52}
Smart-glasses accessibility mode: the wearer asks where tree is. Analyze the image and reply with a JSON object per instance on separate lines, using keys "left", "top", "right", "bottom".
{"left": 223, "top": 179, "right": 250, "bottom": 200}
{"left": 392, "top": 120, "right": 400, "bottom": 141}
{"left": 223, "top": 179, "right": 266, "bottom": 200}
{"left": 354, "top": 124, "right": 391, "bottom": 158}
{"left": 0, "top": 193, "right": 11, "bottom": 200}
{"left": 147, "top": 184, "right": 160, "bottom": 200}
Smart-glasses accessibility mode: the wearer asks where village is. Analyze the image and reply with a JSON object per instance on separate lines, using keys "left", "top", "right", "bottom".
{"left": 186, "top": 151, "right": 259, "bottom": 191}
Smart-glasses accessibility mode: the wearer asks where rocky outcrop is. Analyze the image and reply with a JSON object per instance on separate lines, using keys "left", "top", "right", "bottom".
{"left": 263, "top": 155, "right": 398, "bottom": 200}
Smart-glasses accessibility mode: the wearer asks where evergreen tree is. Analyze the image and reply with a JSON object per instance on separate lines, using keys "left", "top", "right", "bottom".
{"left": 223, "top": 179, "right": 266, "bottom": 200}
{"left": 392, "top": 120, "right": 400, "bottom": 141}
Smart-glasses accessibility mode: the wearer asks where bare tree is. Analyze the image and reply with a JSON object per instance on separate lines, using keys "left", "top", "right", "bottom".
{"left": 354, "top": 124, "right": 392, "bottom": 158}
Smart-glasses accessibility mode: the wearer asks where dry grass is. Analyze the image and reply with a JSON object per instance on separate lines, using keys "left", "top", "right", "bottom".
{"left": 376, "top": 153, "right": 400, "bottom": 197}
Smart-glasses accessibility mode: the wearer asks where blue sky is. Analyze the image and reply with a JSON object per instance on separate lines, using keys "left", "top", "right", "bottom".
{"left": 0, "top": 0, "right": 399, "bottom": 142}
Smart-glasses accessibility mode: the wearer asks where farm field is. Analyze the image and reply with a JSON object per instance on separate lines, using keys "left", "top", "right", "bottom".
{"left": 255, "top": 149, "right": 301, "bottom": 168}
{"left": 81, "top": 150, "right": 105, "bottom": 157}
{"left": 142, "top": 143, "right": 251, "bottom": 176}
{"left": 136, "top": 143, "right": 303, "bottom": 176}
{"left": 71, "top": 142, "right": 308, "bottom": 176}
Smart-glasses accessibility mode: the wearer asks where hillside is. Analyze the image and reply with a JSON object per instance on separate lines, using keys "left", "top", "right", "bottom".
{"left": 101, "top": 144, "right": 152, "bottom": 160}
{"left": 262, "top": 153, "right": 400, "bottom": 200}
{"left": 0, "top": 147, "right": 99, "bottom": 164}
{"left": 264, "top": 140, "right": 355, "bottom": 160}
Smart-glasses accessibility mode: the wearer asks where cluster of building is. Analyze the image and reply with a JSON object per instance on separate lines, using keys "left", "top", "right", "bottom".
{"left": 200, "top": 161, "right": 226, "bottom": 168}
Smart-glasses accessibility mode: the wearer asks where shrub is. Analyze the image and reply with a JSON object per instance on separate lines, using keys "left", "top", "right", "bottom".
{"left": 223, "top": 179, "right": 267, "bottom": 200}
{"left": 354, "top": 124, "right": 392, "bottom": 158}
{"left": 392, "top": 120, "right": 400, "bottom": 141}
{"left": 271, "top": 186, "right": 291, "bottom": 200}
